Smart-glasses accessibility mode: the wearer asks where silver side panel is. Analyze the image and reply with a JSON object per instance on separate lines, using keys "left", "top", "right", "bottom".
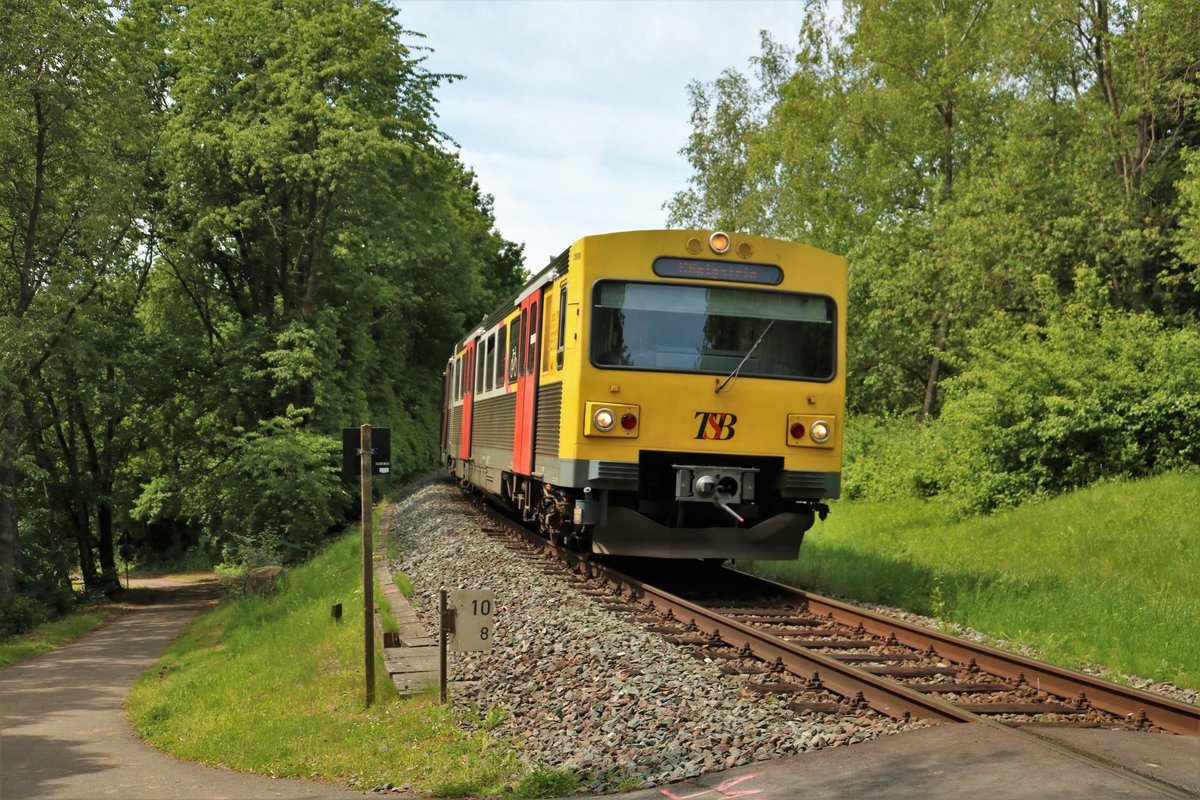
{"left": 447, "top": 406, "right": 462, "bottom": 454}
{"left": 473, "top": 393, "right": 516, "bottom": 450}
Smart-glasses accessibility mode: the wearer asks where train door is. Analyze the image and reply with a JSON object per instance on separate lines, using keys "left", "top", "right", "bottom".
{"left": 440, "top": 361, "right": 451, "bottom": 456}
{"left": 512, "top": 291, "right": 542, "bottom": 475}
{"left": 459, "top": 340, "right": 475, "bottom": 461}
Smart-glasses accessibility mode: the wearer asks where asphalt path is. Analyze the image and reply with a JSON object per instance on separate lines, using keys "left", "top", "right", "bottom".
{"left": 4, "top": 578, "right": 1196, "bottom": 800}
{"left": 0, "top": 579, "right": 364, "bottom": 800}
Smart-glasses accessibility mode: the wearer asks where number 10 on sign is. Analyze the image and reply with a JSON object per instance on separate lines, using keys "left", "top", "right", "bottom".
{"left": 448, "top": 590, "right": 495, "bottom": 652}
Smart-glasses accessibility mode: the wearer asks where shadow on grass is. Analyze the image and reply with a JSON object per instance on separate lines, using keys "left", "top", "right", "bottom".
{"left": 746, "top": 544, "right": 1065, "bottom": 625}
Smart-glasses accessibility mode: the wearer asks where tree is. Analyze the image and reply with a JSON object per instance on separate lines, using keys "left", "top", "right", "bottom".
{"left": 670, "top": 0, "right": 1200, "bottom": 420}
{"left": 125, "top": 0, "right": 524, "bottom": 563}
{"left": 1, "top": 0, "right": 154, "bottom": 603}
{"left": 1, "top": 0, "right": 524, "bottom": 622}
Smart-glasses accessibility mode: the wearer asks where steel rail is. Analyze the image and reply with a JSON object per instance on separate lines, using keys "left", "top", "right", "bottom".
{"left": 489, "top": 510, "right": 970, "bottom": 723}
{"left": 589, "top": 560, "right": 978, "bottom": 724}
{"left": 489, "top": 506, "right": 1198, "bottom": 736}
{"left": 752, "top": 574, "right": 1200, "bottom": 737}
{"left": 483, "top": 506, "right": 1198, "bottom": 798}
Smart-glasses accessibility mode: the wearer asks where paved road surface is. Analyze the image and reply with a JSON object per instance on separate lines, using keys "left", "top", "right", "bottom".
{"left": 3, "top": 578, "right": 1196, "bottom": 800}
{"left": 0, "top": 579, "right": 363, "bottom": 800}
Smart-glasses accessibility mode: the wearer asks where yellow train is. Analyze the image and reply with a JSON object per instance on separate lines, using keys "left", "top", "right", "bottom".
{"left": 441, "top": 229, "right": 846, "bottom": 560}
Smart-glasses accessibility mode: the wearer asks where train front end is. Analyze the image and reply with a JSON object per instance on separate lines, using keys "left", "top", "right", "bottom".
{"left": 551, "top": 230, "right": 846, "bottom": 560}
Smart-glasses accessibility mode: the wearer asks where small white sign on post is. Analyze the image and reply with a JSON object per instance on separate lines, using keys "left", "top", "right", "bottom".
{"left": 447, "top": 590, "right": 496, "bottom": 653}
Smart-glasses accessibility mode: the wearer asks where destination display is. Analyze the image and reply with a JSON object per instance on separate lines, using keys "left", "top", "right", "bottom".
{"left": 652, "top": 256, "right": 783, "bottom": 285}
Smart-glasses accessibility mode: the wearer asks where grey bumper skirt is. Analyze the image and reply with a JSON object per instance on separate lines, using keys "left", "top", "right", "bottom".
{"left": 592, "top": 507, "right": 815, "bottom": 560}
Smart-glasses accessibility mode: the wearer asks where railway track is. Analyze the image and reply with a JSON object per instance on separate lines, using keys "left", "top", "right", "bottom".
{"left": 483, "top": 504, "right": 1199, "bottom": 796}
{"left": 485, "top": 507, "right": 1198, "bottom": 736}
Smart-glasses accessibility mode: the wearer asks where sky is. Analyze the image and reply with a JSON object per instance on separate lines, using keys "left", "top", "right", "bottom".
{"left": 394, "top": 0, "right": 810, "bottom": 272}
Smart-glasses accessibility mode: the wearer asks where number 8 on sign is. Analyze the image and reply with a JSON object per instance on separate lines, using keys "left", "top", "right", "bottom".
{"left": 448, "top": 590, "right": 496, "bottom": 652}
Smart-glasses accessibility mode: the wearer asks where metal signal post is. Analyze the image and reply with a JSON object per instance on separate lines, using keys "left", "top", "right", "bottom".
{"left": 360, "top": 423, "right": 375, "bottom": 709}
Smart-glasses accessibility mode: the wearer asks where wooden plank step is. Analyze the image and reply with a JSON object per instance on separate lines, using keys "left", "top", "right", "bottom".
{"left": 401, "top": 636, "right": 436, "bottom": 647}
{"left": 383, "top": 650, "right": 438, "bottom": 675}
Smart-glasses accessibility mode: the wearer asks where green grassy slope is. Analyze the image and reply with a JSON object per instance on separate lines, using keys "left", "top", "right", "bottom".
{"left": 126, "top": 528, "right": 533, "bottom": 796}
{"left": 748, "top": 472, "right": 1200, "bottom": 689}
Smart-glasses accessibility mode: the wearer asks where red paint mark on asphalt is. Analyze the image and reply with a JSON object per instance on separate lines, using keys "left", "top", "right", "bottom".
{"left": 661, "top": 774, "right": 763, "bottom": 799}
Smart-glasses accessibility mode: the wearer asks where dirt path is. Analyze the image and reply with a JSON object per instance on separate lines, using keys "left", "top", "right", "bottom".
{"left": 0, "top": 578, "right": 365, "bottom": 800}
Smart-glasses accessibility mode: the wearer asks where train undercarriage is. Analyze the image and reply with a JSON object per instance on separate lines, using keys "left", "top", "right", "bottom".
{"left": 452, "top": 455, "right": 830, "bottom": 561}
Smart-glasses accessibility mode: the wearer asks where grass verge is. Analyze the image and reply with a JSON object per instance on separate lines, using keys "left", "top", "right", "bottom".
{"left": 0, "top": 604, "right": 125, "bottom": 668}
{"left": 126, "top": 523, "right": 560, "bottom": 797}
{"left": 748, "top": 471, "right": 1200, "bottom": 689}
{"left": 0, "top": 581, "right": 220, "bottom": 669}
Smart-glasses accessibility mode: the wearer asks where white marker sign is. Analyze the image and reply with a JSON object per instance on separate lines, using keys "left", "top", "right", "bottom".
{"left": 447, "top": 590, "right": 495, "bottom": 652}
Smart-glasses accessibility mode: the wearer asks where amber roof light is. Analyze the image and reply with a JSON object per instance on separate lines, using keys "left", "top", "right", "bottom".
{"left": 709, "top": 231, "right": 731, "bottom": 254}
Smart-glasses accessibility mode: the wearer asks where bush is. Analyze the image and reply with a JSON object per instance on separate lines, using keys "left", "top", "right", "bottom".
{"left": 0, "top": 581, "right": 77, "bottom": 637}
{"left": 842, "top": 415, "right": 945, "bottom": 501}
{"left": 188, "top": 407, "right": 350, "bottom": 565}
{"left": 935, "top": 279, "right": 1200, "bottom": 513}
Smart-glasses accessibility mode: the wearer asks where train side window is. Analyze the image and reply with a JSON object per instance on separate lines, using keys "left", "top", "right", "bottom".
{"left": 483, "top": 335, "right": 494, "bottom": 391}
{"left": 495, "top": 327, "right": 505, "bottom": 388}
{"left": 518, "top": 310, "right": 529, "bottom": 376}
{"left": 526, "top": 300, "right": 539, "bottom": 375}
{"left": 454, "top": 356, "right": 461, "bottom": 400}
{"left": 556, "top": 283, "right": 567, "bottom": 370}
{"left": 507, "top": 321, "right": 520, "bottom": 383}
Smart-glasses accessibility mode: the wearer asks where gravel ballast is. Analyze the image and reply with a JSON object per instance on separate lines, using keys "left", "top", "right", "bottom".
{"left": 386, "top": 481, "right": 925, "bottom": 793}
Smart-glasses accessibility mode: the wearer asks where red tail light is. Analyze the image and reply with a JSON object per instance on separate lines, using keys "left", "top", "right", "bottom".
{"left": 790, "top": 422, "right": 805, "bottom": 439}
{"left": 621, "top": 413, "right": 638, "bottom": 430}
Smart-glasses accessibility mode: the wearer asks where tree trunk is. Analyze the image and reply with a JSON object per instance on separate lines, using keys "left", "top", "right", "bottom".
{"left": 97, "top": 498, "right": 117, "bottom": 592}
{"left": 0, "top": 408, "right": 20, "bottom": 608}
{"left": 922, "top": 318, "right": 950, "bottom": 419}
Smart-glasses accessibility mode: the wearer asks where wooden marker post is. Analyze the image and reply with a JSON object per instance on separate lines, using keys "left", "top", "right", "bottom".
{"left": 360, "top": 423, "right": 375, "bottom": 708}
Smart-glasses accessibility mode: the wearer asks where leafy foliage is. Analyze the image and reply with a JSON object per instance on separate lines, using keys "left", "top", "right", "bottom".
{"left": 1, "top": 0, "right": 525, "bottom": 625}
{"left": 186, "top": 408, "right": 347, "bottom": 566}
{"left": 673, "top": 0, "right": 1200, "bottom": 511}
{"left": 936, "top": 272, "right": 1200, "bottom": 513}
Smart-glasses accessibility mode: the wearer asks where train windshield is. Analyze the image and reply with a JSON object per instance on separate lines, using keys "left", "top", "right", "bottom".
{"left": 590, "top": 281, "right": 835, "bottom": 380}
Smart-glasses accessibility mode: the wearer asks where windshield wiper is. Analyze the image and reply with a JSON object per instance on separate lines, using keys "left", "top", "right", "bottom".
{"left": 715, "top": 320, "right": 774, "bottom": 393}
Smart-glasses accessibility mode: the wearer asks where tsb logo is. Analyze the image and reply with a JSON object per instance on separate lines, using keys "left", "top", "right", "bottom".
{"left": 694, "top": 412, "right": 737, "bottom": 441}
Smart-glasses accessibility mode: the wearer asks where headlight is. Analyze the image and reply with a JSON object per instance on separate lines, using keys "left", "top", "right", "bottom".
{"left": 810, "top": 420, "right": 832, "bottom": 443}
{"left": 585, "top": 401, "right": 640, "bottom": 437}
{"left": 593, "top": 407, "right": 616, "bottom": 431}
{"left": 709, "top": 231, "right": 731, "bottom": 254}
